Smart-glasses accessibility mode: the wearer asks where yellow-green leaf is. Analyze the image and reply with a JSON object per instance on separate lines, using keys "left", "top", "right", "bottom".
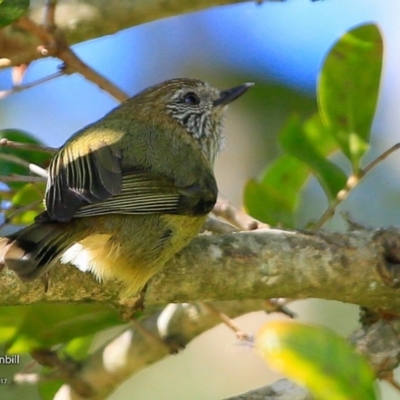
{"left": 255, "top": 320, "right": 377, "bottom": 400}
{"left": 7, "top": 183, "right": 45, "bottom": 224}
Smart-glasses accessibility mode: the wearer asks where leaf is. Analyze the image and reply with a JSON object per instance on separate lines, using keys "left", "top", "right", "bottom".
{"left": 0, "top": 0, "right": 29, "bottom": 28}
{"left": 318, "top": 24, "right": 383, "bottom": 171}
{"left": 279, "top": 115, "right": 347, "bottom": 200}
{"left": 0, "top": 129, "right": 51, "bottom": 190}
{"left": 38, "top": 378, "right": 64, "bottom": 400}
{"left": 244, "top": 179, "right": 293, "bottom": 227}
{"left": 60, "top": 335, "right": 94, "bottom": 361}
{"left": 0, "top": 306, "right": 29, "bottom": 343}
{"left": 6, "top": 183, "right": 45, "bottom": 224}
{"left": 256, "top": 320, "right": 377, "bottom": 400}
{"left": 5, "top": 304, "right": 122, "bottom": 353}
{"left": 244, "top": 155, "right": 309, "bottom": 228}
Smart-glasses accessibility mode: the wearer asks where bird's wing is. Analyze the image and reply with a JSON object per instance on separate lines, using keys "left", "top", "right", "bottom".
{"left": 72, "top": 171, "right": 181, "bottom": 218}
{"left": 41, "top": 142, "right": 217, "bottom": 222}
{"left": 44, "top": 142, "right": 123, "bottom": 222}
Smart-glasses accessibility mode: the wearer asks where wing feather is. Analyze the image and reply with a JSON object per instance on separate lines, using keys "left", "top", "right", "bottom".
{"left": 41, "top": 142, "right": 217, "bottom": 222}
{"left": 74, "top": 172, "right": 181, "bottom": 217}
{"left": 45, "top": 143, "right": 122, "bottom": 222}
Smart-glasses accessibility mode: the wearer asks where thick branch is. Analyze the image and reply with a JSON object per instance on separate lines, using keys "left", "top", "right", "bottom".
{"left": 1, "top": 0, "right": 255, "bottom": 67}
{"left": 54, "top": 300, "right": 267, "bottom": 400}
{"left": 2, "top": 228, "right": 400, "bottom": 313}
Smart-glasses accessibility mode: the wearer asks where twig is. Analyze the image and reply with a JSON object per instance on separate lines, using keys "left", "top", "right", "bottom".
{"left": 60, "top": 47, "right": 129, "bottom": 102}
{"left": 0, "top": 138, "right": 56, "bottom": 154}
{"left": 202, "top": 216, "right": 239, "bottom": 234}
{"left": 384, "top": 374, "right": 400, "bottom": 392}
{"left": 44, "top": 0, "right": 57, "bottom": 32}
{"left": 362, "top": 143, "right": 400, "bottom": 175}
{"left": 264, "top": 298, "right": 296, "bottom": 318}
{"left": 202, "top": 302, "right": 250, "bottom": 341}
{"left": 313, "top": 175, "right": 360, "bottom": 230}
{"left": 313, "top": 143, "right": 400, "bottom": 230}
{"left": 213, "top": 195, "right": 270, "bottom": 231}
{"left": 0, "top": 175, "right": 46, "bottom": 183}
{"left": 15, "top": 16, "right": 129, "bottom": 103}
{"left": 0, "top": 71, "right": 64, "bottom": 100}
{"left": 30, "top": 164, "right": 48, "bottom": 178}
{"left": 0, "top": 154, "right": 48, "bottom": 178}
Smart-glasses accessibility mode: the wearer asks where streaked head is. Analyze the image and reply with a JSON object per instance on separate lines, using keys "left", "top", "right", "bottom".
{"left": 136, "top": 78, "right": 253, "bottom": 164}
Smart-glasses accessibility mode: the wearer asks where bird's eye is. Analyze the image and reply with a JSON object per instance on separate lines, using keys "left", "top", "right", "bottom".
{"left": 183, "top": 92, "right": 200, "bottom": 105}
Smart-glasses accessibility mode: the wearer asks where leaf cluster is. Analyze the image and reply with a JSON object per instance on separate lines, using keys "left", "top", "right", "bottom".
{"left": 245, "top": 24, "right": 383, "bottom": 229}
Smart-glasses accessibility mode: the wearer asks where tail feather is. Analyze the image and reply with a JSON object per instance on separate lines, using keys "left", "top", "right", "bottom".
{"left": 0, "top": 222, "right": 70, "bottom": 281}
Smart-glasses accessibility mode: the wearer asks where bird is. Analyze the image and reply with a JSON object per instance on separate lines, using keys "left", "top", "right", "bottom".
{"left": 0, "top": 78, "right": 253, "bottom": 296}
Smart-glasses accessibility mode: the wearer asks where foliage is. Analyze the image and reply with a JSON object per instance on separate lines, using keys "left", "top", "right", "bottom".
{"left": 244, "top": 24, "right": 383, "bottom": 228}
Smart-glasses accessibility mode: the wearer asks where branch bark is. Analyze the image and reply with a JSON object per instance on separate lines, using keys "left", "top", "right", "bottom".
{"left": 0, "top": 0, "right": 256, "bottom": 68}
{"left": 2, "top": 227, "right": 400, "bottom": 313}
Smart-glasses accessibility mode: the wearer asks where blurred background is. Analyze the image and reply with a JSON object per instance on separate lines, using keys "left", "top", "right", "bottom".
{"left": 1, "top": 0, "right": 400, "bottom": 398}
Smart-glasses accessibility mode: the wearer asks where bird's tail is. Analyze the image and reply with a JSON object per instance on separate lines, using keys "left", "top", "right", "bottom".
{"left": 0, "top": 221, "right": 71, "bottom": 281}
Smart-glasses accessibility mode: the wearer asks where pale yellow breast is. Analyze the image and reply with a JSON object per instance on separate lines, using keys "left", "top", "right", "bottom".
{"left": 59, "top": 215, "right": 206, "bottom": 296}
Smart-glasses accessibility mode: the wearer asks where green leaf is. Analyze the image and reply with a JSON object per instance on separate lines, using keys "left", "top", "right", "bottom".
{"left": 302, "top": 113, "right": 338, "bottom": 158}
{"left": 0, "top": 306, "right": 29, "bottom": 343}
{"left": 0, "top": 0, "right": 29, "bottom": 28}
{"left": 244, "top": 179, "right": 293, "bottom": 227}
{"left": 256, "top": 320, "right": 377, "bottom": 400}
{"left": 5, "top": 304, "right": 122, "bottom": 353}
{"left": 0, "top": 129, "right": 51, "bottom": 190}
{"left": 6, "top": 183, "right": 45, "bottom": 224}
{"left": 60, "top": 335, "right": 94, "bottom": 361}
{"left": 244, "top": 155, "right": 309, "bottom": 228}
{"left": 318, "top": 23, "right": 383, "bottom": 170}
{"left": 38, "top": 378, "right": 64, "bottom": 400}
{"left": 279, "top": 115, "right": 347, "bottom": 200}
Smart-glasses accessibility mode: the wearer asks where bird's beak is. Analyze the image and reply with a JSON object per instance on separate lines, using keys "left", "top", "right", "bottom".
{"left": 213, "top": 82, "right": 254, "bottom": 107}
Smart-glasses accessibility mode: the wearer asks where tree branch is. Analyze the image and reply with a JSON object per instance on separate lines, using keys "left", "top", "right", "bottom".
{"left": 213, "top": 195, "right": 270, "bottom": 231}
{"left": 20, "top": 295, "right": 400, "bottom": 400}
{"left": 2, "top": 227, "right": 400, "bottom": 314}
{"left": 0, "top": 1, "right": 259, "bottom": 69}
{"left": 53, "top": 300, "right": 269, "bottom": 400}
{"left": 0, "top": 138, "right": 56, "bottom": 153}
{"left": 13, "top": 15, "right": 129, "bottom": 102}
